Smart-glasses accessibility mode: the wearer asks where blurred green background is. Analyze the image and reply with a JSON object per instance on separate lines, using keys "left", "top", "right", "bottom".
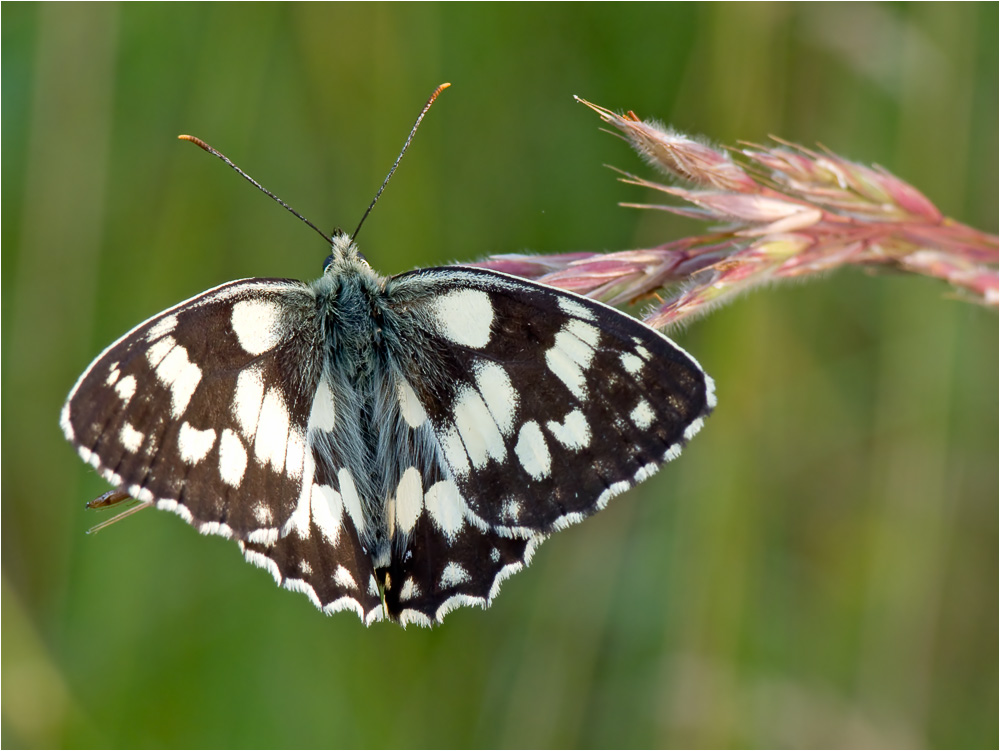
{"left": 3, "top": 3, "right": 997, "bottom": 748}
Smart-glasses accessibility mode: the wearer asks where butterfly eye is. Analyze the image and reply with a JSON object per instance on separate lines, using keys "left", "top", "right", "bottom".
{"left": 322, "top": 254, "right": 334, "bottom": 272}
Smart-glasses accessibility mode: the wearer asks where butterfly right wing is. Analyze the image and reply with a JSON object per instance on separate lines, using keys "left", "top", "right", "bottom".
{"left": 62, "top": 278, "right": 382, "bottom": 621}
{"left": 378, "top": 266, "right": 714, "bottom": 625}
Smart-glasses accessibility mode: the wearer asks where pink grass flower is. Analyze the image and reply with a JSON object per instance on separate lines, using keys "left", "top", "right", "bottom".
{"left": 473, "top": 99, "right": 998, "bottom": 330}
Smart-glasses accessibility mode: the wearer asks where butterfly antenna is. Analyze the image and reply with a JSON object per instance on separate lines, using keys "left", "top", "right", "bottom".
{"left": 178, "top": 134, "right": 334, "bottom": 245}
{"left": 351, "top": 82, "right": 451, "bottom": 242}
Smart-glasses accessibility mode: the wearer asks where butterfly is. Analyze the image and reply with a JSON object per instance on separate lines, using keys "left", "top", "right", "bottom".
{"left": 60, "top": 86, "right": 715, "bottom": 626}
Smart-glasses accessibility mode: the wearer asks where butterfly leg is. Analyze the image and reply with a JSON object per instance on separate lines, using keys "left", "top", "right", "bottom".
{"left": 85, "top": 488, "right": 153, "bottom": 534}
{"left": 85, "top": 488, "right": 133, "bottom": 509}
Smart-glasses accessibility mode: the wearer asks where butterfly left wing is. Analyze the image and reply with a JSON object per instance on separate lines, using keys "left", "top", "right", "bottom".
{"left": 379, "top": 267, "right": 715, "bottom": 624}
{"left": 61, "top": 278, "right": 382, "bottom": 620}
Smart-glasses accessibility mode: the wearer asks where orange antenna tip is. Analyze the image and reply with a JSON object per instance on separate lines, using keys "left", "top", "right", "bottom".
{"left": 350, "top": 83, "right": 452, "bottom": 241}
{"left": 178, "top": 134, "right": 212, "bottom": 151}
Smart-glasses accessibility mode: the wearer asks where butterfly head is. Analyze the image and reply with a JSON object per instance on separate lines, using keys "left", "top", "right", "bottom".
{"left": 323, "top": 231, "right": 370, "bottom": 275}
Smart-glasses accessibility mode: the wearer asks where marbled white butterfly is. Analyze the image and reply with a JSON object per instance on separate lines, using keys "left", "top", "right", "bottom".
{"left": 61, "top": 86, "right": 715, "bottom": 626}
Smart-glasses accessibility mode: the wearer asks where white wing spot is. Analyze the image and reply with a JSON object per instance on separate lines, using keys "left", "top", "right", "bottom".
{"left": 634, "top": 462, "right": 658, "bottom": 484}
{"left": 333, "top": 565, "right": 358, "bottom": 591}
{"left": 397, "top": 377, "right": 428, "bottom": 428}
{"left": 683, "top": 416, "right": 705, "bottom": 442}
{"left": 399, "top": 577, "right": 420, "bottom": 602}
{"left": 636, "top": 345, "right": 652, "bottom": 361}
{"left": 310, "top": 483, "right": 343, "bottom": 544}
{"left": 59, "top": 402, "right": 75, "bottom": 442}
{"left": 621, "top": 351, "right": 644, "bottom": 375}
{"left": 557, "top": 296, "right": 596, "bottom": 321}
{"left": 231, "top": 298, "right": 286, "bottom": 355}
{"left": 630, "top": 399, "right": 655, "bottom": 429}
{"left": 547, "top": 409, "right": 591, "bottom": 450}
{"left": 114, "top": 375, "right": 137, "bottom": 405}
{"left": 252, "top": 502, "right": 273, "bottom": 526}
{"left": 394, "top": 467, "right": 424, "bottom": 537}
{"left": 199, "top": 521, "right": 233, "bottom": 538}
{"left": 308, "top": 379, "right": 336, "bottom": 432}
{"left": 155, "top": 343, "right": 202, "bottom": 418}
{"left": 120, "top": 423, "right": 144, "bottom": 452}
{"left": 106, "top": 366, "right": 120, "bottom": 386}
{"left": 218, "top": 428, "right": 248, "bottom": 487}
{"left": 592, "top": 480, "right": 632, "bottom": 516}
{"left": 243, "top": 548, "right": 281, "bottom": 584}
{"left": 501, "top": 498, "right": 522, "bottom": 522}
{"left": 283, "top": 578, "right": 321, "bottom": 609}
{"left": 284, "top": 429, "right": 306, "bottom": 480}
{"left": 514, "top": 420, "right": 551, "bottom": 479}
{"left": 424, "top": 480, "right": 467, "bottom": 541}
{"left": 440, "top": 424, "right": 471, "bottom": 478}
{"left": 178, "top": 422, "right": 217, "bottom": 464}
{"left": 453, "top": 384, "right": 506, "bottom": 469}
{"left": 233, "top": 365, "right": 265, "bottom": 439}
{"left": 428, "top": 288, "right": 494, "bottom": 348}
{"left": 474, "top": 361, "right": 518, "bottom": 436}
{"left": 299, "top": 559, "right": 314, "bottom": 577}
{"left": 253, "top": 388, "right": 290, "bottom": 472}
{"left": 440, "top": 562, "right": 471, "bottom": 589}
{"left": 566, "top": 319, "right": 601, "bottom": 348}
{"left": 247, "top": 528, "right": 278, "bottom": 545}
{"left": 338, "top": 468, "right": 366, "bottom": 536}
{"left": 146, "top": 336, "right": 175, "bottom": 368}
{"left": 544, "top": 323, "right": 597, "bottom": 400}
{"left": 146, "top": 314, "right": 178, "bottom": 342}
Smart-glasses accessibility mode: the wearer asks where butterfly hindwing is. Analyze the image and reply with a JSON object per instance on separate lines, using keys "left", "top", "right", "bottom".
{"left": 239, "top": 443, "right": 385, "bottom": 623}
{"left": 384, "top": 512, "right": 543, "bottom": 626}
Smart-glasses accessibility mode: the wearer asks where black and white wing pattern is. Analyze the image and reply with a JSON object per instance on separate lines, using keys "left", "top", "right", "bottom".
{"left": 63, "top": 249, "right": 714, "bottom": 627}
{"left": 377, "top": 267, "right": 715, "bottom": 625}
{"left": 60, "top": 278, "right": 384, "bottom": 622}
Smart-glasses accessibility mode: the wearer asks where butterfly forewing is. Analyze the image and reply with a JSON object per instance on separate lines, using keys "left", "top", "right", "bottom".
{"left": 62, "top": 278, "right": 326, "bottom": 537}
{"left": 387, "top": 267, "right": 713, "bottom": 532}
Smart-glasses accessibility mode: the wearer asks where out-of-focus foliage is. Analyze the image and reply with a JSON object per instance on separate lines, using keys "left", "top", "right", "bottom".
{"left": 2, "top": 4, "right": 996, "bottom": 748}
